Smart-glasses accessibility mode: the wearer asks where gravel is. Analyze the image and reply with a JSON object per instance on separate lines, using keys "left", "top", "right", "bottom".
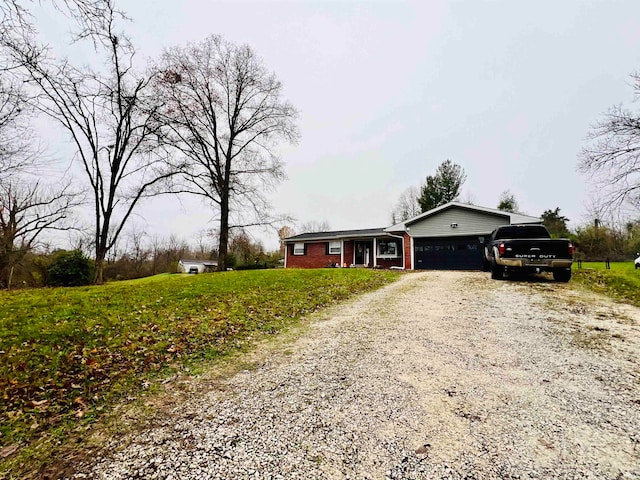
{"left": 70, "top": 271, "right": 640, "bottom": 479}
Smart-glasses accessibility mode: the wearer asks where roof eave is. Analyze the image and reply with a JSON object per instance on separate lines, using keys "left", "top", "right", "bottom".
{"left": 284, "top": 232, "right": 391, "bottom": 243}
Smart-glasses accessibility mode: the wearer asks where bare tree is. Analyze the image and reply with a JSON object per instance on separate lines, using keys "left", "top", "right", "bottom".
{"left": 0, "top": 0, "right": 110, "bottom": 38}
{"left": 193, "top": 229, "right": 215, "bottom": 260}
{"left": 0, "top": 179, "right": 78, "bottom": 288}
{"left": 390, "top": 185, "right": 421, "bottom": 224}
{"left": 299, "top": 220, "right": 330, "bottom": 233}
{"left": 151, "top": 35, "right": 299, "bottom": 272}
{"left": 2, "top": 0, "right": 179, "bottom": 283}
{"left": 0, "top": 79, "right": 37, "bottom": 179}
{"left": 0, "top": 62, "right": 79, "bottom": 288}
{"left": 126, "top": 226, "right": 149, "bottom": 275}
{"left": 277, "top": 225, "right": 295, "bottom": 255}
{"left": 579, "top": 72, "right": 640, "bottom": 213}
{"left": 459, "top": 191, "right": 478, "bottom": 205}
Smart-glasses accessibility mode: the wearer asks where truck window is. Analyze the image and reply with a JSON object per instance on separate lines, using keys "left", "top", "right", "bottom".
{"left": 494, "top": 225, "right": 550, "bottom": 240}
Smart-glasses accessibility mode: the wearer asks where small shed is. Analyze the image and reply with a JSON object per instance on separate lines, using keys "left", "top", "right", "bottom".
{"left": 178, "top": 259, "right": 218, "bottom": 273}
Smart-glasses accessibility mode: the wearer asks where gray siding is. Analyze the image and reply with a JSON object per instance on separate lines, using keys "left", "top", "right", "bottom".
{"left": 407, "top": 207, "right": 510, "bottom": 237}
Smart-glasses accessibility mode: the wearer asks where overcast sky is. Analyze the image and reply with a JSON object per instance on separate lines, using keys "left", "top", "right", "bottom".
{"left": 36, "top": 0, "right": 640, "bottom": 250}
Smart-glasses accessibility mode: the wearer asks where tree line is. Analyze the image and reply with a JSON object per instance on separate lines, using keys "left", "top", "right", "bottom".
{"left": 0, "top": 0, "right": 298, "bottom": 287}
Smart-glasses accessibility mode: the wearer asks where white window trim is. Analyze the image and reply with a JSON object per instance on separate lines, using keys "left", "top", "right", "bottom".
{"left": 293, "top": 242, "right": 305, "bottom": 255}
{"left": 328, "top": 241, "right": 341, "bottom": 255}
{"left": 376, "top": 239, "right": 401, "bottom": 258}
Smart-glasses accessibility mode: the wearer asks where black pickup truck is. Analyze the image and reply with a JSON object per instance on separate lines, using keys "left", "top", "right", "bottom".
{"left": 484, "top": 224, "right": 574, "bottom": 282}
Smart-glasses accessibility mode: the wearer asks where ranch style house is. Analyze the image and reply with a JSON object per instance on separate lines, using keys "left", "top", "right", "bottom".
{"left": 283, "top": 202, "right": 540, "bottom": 270}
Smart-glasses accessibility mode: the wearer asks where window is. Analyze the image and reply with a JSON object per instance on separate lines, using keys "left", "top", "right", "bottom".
{"left": 329, "top": 241, "right": 341, "bottom": 255}
{"left": 293, "top": 242, "right": 305, "bottom": 255}
{"left": 377, "top": 239, "right": 400, "bottom": 258}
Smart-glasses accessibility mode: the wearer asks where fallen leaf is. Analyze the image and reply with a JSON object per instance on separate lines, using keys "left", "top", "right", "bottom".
{"left": 415, "top": 444, "right": 431, "bottom": 454}
{"left": 0, "top": 444, "right": 19, "bottom": 458}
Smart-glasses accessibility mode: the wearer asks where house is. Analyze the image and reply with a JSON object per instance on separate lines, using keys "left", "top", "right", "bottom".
{"left": 284, "top": 227, "right": 404, "bottom": 269}
{"left": 178, "top": 259, "right": 218, "bottom": 273}
{"left": 284, "top": 202, "right": 541, "bottom": 270}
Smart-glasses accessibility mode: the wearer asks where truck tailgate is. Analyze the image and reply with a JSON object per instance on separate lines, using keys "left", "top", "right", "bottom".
{"left": 501, "top": 238, "right": 572, "bottom": 259}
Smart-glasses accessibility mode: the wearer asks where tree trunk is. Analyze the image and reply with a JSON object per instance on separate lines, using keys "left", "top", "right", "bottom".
{"left": 94, "top": 246, "right": 107, "bottom": 284}
{"left": 218, "top": 192, "right": 229, "bottom": 272}
{"left": 7, "top": 266, "right": 14, "bottom": 291}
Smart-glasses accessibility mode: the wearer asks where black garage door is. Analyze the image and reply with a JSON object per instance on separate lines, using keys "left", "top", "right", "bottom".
{"left": 414, "top": 236, "right": 483, "bottom": 270}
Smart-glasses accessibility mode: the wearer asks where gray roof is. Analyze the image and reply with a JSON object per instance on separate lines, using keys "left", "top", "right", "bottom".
{"left": 284, "top": 227, "right": 390, "bottom": 243}
{"left": 286, "top": 203, "right": 541, "bottom": 243}
{"left": 386, "top": 201, "right": 540, "bottom": 232}
{"left": 179, "top": 259, "right": 218, "bottom": 265}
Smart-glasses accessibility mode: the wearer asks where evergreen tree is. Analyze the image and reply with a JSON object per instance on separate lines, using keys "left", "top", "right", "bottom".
{"left": 417, "top": 160, "right": 466, "bottom": 213}
{"left": 497, "top": 190, "right": 520, "bottom": 213}
{"left": 541, "top": 207, "right": 570, "bottom": 237}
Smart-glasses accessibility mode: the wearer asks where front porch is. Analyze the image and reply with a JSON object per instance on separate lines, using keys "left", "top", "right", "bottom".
{"left": 284, "top": 228, "right": 405, "bottom": 269}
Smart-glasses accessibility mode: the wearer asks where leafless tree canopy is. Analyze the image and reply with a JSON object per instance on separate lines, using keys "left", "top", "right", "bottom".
{"left": 390, "top": 185, "right": 421, "bottom": 224}
{"left": 152, "top": 35, "right": 299, "bottom": 271}
{"left": 2, "top": 0, "right": 178, "bottom": 283}
{"left": 0, "top": 0, "right": 113, "bottom": 41}
{"left": 299, "top": 220, "right": 330, "bottom": 233}
{"left": 0, "top": 79, "right": 37, "bottom": 179}
{"left": 579, "top": 72, "right": 640, "bottom": 213}
{"left": 0, "top": 64, "right": 79, "bottom": 289}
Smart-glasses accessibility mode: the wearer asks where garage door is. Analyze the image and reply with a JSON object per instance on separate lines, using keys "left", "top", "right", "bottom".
{"left": 414, "top": 236, "right": 483, "bottom": 270}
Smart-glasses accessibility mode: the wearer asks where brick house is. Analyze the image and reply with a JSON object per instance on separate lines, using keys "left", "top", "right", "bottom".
{"left": 284, "top": 228, "right": 405, "bottom": 269}
{"left": 284, "top": 202, "right": 540, "bottom": 270}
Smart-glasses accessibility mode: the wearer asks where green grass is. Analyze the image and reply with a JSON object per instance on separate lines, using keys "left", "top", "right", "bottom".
{"left": 572, "top": 261, "right": 640, "bottom": 306}
{"left": 0, "top": 268, "right": 399, "bottom": 477}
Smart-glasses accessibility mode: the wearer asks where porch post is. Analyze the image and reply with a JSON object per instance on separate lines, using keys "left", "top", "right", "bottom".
{"left": 401, "top": 236, "right": 405, "bottom": 270}
{"left": 410, "top": 236, "right": 415, "bottom": 270}
{"left": 340, "top": 240, "right": 344, "bottom": 267}
{"left": 373, "top": 238, "right": 377, "bottom": 268}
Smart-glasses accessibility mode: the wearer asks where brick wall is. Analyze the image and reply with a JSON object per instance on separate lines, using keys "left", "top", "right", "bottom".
{"left": 286, "top": 239, "right": 406, "bottom": 269}
{"left": 403, "top": 232, "right": 412, "bottom": 269}
{"left": 286, "top": 242, "right": 341, "bottom": 268}
{"left": 343, "top": 240, "right": 354, "bottom": 266}
{"left": 376, "top": 257, "right": 403, "bottom": 269}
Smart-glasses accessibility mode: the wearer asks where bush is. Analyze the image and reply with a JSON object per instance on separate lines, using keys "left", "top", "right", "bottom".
{"left": 46, "top": 250, "right": 94, "bottom": 286}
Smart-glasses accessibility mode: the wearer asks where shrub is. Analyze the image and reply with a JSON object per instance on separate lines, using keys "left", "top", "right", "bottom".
{"left": 46, "top": 250, "right": 95, "bottom": 286}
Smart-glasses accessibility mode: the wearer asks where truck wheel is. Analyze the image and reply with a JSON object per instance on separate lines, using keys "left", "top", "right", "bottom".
{"left": 491, "top": 262, "right": 503, "bottom": 280}
{"left": 553, "top": 268, "right": 571, "bottom": 282}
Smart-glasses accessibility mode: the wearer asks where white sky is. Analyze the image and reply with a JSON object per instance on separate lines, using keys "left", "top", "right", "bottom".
{"left": 34, "top": 0, "right": 640, "bottom": 251}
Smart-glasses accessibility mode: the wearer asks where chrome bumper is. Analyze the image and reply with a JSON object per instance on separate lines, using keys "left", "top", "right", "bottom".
{"left": 496, "top": 258, "right": 573, "bottom": 269}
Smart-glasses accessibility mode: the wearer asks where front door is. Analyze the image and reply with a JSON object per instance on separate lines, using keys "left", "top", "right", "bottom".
{"left": 354, "top": 241, "right": 371, "bottom": 266}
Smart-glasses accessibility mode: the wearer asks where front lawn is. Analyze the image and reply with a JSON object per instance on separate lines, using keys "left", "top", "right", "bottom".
{"left": 572, "top": 261, "right": 640, "bottom": 306}
{"left": 0, "top": 268, "right": 399, "bottom": 477}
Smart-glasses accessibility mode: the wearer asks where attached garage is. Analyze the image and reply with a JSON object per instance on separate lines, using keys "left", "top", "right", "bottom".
{"left": 386, "top": 202, "right": 542, "bottom": 271}
{"left": 414, "top": 236, "right": 483, "bottom": 270}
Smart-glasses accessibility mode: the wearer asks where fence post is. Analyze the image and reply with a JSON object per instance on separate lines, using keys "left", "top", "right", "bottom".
{"left": 606, "top": 258, "right": 610, "bottom": 270}
{"left": 577, "top": 260, "right": 582, "bottom": 269}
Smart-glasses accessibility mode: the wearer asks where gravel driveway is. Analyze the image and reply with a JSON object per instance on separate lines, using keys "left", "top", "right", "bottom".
{"left": 71, "top": 271, "right": 640, "bottom": 479}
